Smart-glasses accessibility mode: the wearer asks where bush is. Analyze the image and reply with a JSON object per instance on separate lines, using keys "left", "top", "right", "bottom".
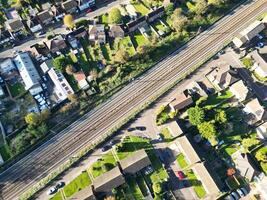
{"left": 242, "top": 57, "right": 253, "bottom": 69}
{"left": 75, "top": 19, "right": 88, "bottom": 28}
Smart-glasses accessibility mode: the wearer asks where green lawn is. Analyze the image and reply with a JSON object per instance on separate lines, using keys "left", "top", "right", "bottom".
{"left": 202, "top": 89, "right": 233, "bottom": 108}
{"left": 160, "top": 127, "right": 173, "bottom": 142}
{"left": 132, "top": 2, "right": 150, "bottom": 15}
{"left": 69, "top": 52, "right": 78, "bottom": 63}
{"left": 50, "top": 191, "right": 62, "bottom": 200}
{"left": 186, "top": 169, "right": 206, "bottom": 198}
{"left": 176, "top": 153, "right": 189, "bottom": 169}
{"left": 64, "top": 73, "right": 79, "bottom": 92}
{"left": 63, "top": 171, "right": 91, "bottom": 197}
{"left": 118, "top": 36, "right": 136, "bottom": 56}
{"left": 88, "top": 151, "right": 117, "bottom": 178}
{"left": 132, "top": 31, "right": 148, "bottom": 47}
{"left": 127, "top": 176, "right": 145, "bottom": 200}
{"left": 78, "top": 53, "right": 90, "bottom": 75}
{"left": 0, "top": 144, "right": 11, "bottom": 161}
{"left": 8, "top": 82, "right": 25, "bottom": 97}
{"left": 100, "top": 44, "right": 112, "bottom": 61}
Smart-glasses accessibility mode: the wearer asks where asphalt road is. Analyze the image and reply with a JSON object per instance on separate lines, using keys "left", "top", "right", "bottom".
{"left": 0, "top": 0, "right": 267, "bottom": 199}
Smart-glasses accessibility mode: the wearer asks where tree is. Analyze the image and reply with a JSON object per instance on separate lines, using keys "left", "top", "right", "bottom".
{"left": 255, "top": 149, "right": 267, "bottom": 162}
{"left": 14, "top": 0, "right": 22, "bottom": 9}
{"left": 215, "top": 109, "right": 227, "bottom": 124}
{"left": 194, "top": 0, "right": 208, "bottom": 15}
{"left": 208, "top": 0, "right": 224, "bottom": 6}
{"left": 25, "top": 112, "right": 39, "bottom": 126}
{"left": 114, "top": 49, "right": 129, "bottom": 63}
{"left": 260, "top": 162, "right": 267, "bottom": 174}
{"left": 188, "top": 106, "right": 205, "bottom": 126}
{"left": 169, "top": 110, "right": 177, "bottom": 119}
{"left": 165, "top": 3, "right": 174, "bottom": 16}
{"left": 227, "top": 168, "right": 236, "bottom": 177}
{"left": 90, "top": 69, "right": 98, "bottom": 80}
{"left": 66, "top": 65, "right": 76, "bottom": 75}
{"left": 170, "top": 8, "right": 189, "bottom": 32}
{"left": 242, "top": 137, "right": 259, "bottom": 153}
{"left": 109, "top": 8, "right": 122, "bottom": 24}
{"left": 137, "top": 45, "right": 150, "bottom": 55}
{"left": 0, "top": 11, "right": 6, "bottom": 27}
{"left": 197, "top": 121, "right": 217, "bottom": 140}
{"left": 53, "top": 55, "right": 68, "bottom": 71}
{"left": 63, "top": 14, "right": 74, "bottom": 29}
{"left": 152, "top": 182, "right": 162, "bottom": 194}
{"left": 68, "top": 94, "right": 78, "bottom": 103}
{"left": 242, "top": 57, "right": 253, "bottom": 69}
{"left": 40, "top": 109, "right": 50, "bottom": 122}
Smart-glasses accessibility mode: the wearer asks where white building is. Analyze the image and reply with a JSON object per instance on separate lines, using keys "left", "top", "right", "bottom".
{"left": 229, "top": 80, "right": 249, "bottom": 102}
{"left": 243, "top": 98, "right": 266, "bottom": 122}
{"left": 251, "top": 50, "right": 267, "bottom": 78}
{"left": 13, "top": 52, "right": 43, "bottom": 95}
{"left": 256, "top": 122, "right": 267, "bottom": 139}
{"left": 0, "top": 58, "right": 16, "bottom": 74}
{"left": 48, "top": 67, "right": 74, "bottom": 103}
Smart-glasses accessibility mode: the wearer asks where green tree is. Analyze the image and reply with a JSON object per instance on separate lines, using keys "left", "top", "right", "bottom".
{"left": 165, "top": 3, "right": 174, "bottom": 16}
{"left": 66, "top": 64, "right": 76, "bottom": 75}
{"left": 10, "top": 133, "right": 28, "bottom": 154}
{"left": 208, "top": 0, "right": 223, "bottom": 6}
{"left": 67, "top": 94, "right": 78, "bottom": 103}
{"left": 152, "top": 182, "right": 162, "bottom": 194}
{"left": 40, "top": 109, "right": 50, "bottom": 122}
{"left": 260, "top": 162, "right": 267, "bottom": 174}
{"left": 170, "top": 8, "right": 189, "bottom": 32}
{"left": 242, "top": 57, "right": 253, "bottom": 69}
{"left": 242, "top": 137, "right": 259, "bottom": 153}
{"left": 53, "top": 55, "right": 68, "bottom": 71}
{"left": 114, "top": 49, "right": 129, "bottom": 63}
{"left": 109, "top": 8, "right": 122, "bottom": 24}
{"left": 188, "top": 106, "right": 205, "bottom": 126}
{"left": 0, "top": 11, "right": 6, "bottom": 27}
{"left": 215, "top": 109, "right": 227, "bottom": 124}
{"left": 137, "top": 44, "right": 151, "bottom": 55}
{"left": 194, "top": 0, "right": 208, "bottom": 15}
{"left": 256, "top": 149, "right": 267, "bottom": 162}
{"left": 25, "top": 112, "right": 39, "bottom": 126}
{"left": 197, "top": 121, "right": 217, "bottom": 140}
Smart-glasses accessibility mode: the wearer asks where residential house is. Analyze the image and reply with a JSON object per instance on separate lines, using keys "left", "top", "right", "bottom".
{"left": 127, "top": 16, "right": 146, "bottom": 32}
{"left": 0, "top": 29, "right": 13, "bottom": 47}
{"left": 167, "top": 120, "right": 183, "bottom": 137}
{"left": 120, "top": 149, "right": 151, "bottom": 174}
{"left": 186, "top": 81, "right": 208, "bottom": 97}
{"left": 5, "top": 19, "right": 26, "bottom": 37}
{"left": 109, "top": 25, "right": 125, "bottom": 38}
{"left": 4, "top": 7, "right": 20, "bottom": 20}
{"left": 37, "top": 10, "right": 53, "bottom": 26}
{"left": 169, "top": 91, "right": 193, "bottom": 112}
{"left": 232, "top": 34, "right": 248, "bottom": 49}
{"left": 27, "top": 16, "right": 43, "bottom": 33}
{"left": 0, "top": 58, "right": 20, "bottom": 83}
{"left": 125, "top": 4, "right": 138, "bottom": 19}
{"left": 243, "top": 98, "right": 267, "bottom": 123}
{"left": 93, "top": 166, "right": 125, "bottom": 193}
{"left": 13, "top": 52, "right": 43, "bottom": 95}
{"left": 176, "top": 135, "right": 201, "bottom": 165}
{"left": 88, "top": 24, "right": 106, "bottom": 44}
{"left": 42, "top": 59, "right": 74, "bottom": 103}
{"left": 233, "top": 20, "right": 265, "bottom": 48}
{"left": 192, "top": 162, "right": 221, "bottom": 198}
{"left": 62, "top": 0, "right": 78, "bottom": 14}
{"left": 254, "top": 176, "right": 267, "bottom": 200}
{"left": 65, "top": 27, "right": 87, "bottom": 49}
{"left": 74, "top": 71, "right": 90, "bottom": 90}
{"left": 44, "top": 35, "right": 68, "bottom": 54}
{"left": 232, "top": 151, "right": 259, "bottom": 182}
{"left": 251, "top": 50, "right": 267, "bottom": 78}
{"left": 256, "top": 122, "right": 267, "bottom": 139}
{"left": 69, "top": 185, "right": 96, "bottom": 200}
{"left": 28, "top": 43, "right": 50, "bottom": 60}
{"left": 206, "top": 64, "right": 239, "bottom": 91}
{"left": 146, "top": 6, "right": 165, "bottom": 23}
{"left": 229, "top": 80, "right": 249, "bottom": 102}
{"left": 51, "top": 5, "right": 65, "bottom": 21}
{"left": 77, "top": 0, "right": 95, "bottom": 11}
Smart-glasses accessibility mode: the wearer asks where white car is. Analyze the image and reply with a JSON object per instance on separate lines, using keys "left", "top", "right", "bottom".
{"left": 236, "top": 189, "right": 245, "bottom": 197}
{"left": 47, "top": 187, "right": 57, "bottom": 195}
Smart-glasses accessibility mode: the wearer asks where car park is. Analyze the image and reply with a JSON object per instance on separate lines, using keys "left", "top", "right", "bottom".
{"left": 47, "top": 187, "right": 57, "bottom": 195}
{"left": 231, "top": 191, "right": 240, "bottom": 200}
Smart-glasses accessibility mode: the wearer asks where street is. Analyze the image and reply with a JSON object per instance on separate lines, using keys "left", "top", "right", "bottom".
{"left": 0, "top": 1, "right": 266, "bottom": 199}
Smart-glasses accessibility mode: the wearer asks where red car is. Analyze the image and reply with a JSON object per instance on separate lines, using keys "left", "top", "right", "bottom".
{"left": 176, "top": 171, "right": 185, "bottom": 180}
{"left": 87, "top": 8, "right": 92, "bottom": 13}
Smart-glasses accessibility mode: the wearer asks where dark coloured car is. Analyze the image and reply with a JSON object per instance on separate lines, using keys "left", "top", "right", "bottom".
{"left": 136, "top": 126, "right": 146, "bottom": 131}
{"left": 56, "top": 182, "right": 65, "bottom": 189}
{"left": 127, "top": 127, "right": 135, "bottom": 132}
{"left": 101, "top": 145, "right": 110, "bottom": 152}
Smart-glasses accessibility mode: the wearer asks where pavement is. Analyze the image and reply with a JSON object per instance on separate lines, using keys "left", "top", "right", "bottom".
{"left": 0, "top": 0, "right": 129, "bottom": 58}
{"left": 0, "top": 1, "right": 266, "bottom": 199}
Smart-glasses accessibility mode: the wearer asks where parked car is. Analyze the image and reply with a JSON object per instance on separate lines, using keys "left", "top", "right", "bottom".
{"left": 240, "top": 187, "right": 248, "bottom": 195}
{"left": 224, "top": 194, "right": 235, "bottom": 200}
{"left": 101, "top": 145, "right": 110, "bottom": 152}
{"left": 176, "top": 171, "right": 185, "bottom": 180}
{"left": 236, "top": 189, "right": 245, "bottom": 197}
{"left": 257, "top": 42, "right": 264, "bottom": 48}
{"left": 55, "top": 182, "right": 65, "bottom": 189}
{"left": 87, "top": 8, "right": 93, "bottom": 13}
{"left": 144, "top": 166, "right": 153, "bottom": 175}
{"left": 127, "top": 127, "right": 135, "bottom": 132}
{"left": 136, "top": 126, "right": 146, "bottom": 131}
{"left": 231, "top": 191, "right": 240, "bottom": 200}
{"left": 47, "top": 187, "right": 57, "bottom": 195}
